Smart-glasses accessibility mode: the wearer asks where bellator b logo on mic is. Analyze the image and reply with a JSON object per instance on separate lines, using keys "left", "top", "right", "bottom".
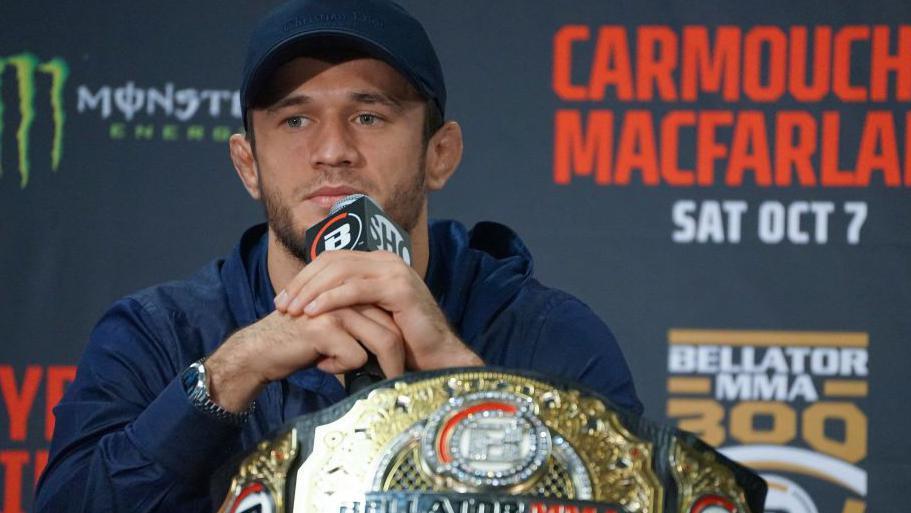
{"left": 305, "top": 194, "right": 413, "bottom": 266}
{"left": 308, "top": 211, "right": 365, "bottom": 259}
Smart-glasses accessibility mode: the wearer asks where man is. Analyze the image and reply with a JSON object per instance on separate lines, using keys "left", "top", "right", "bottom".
{"left": 35, "top": 0, "right": 641, "bottom": 511}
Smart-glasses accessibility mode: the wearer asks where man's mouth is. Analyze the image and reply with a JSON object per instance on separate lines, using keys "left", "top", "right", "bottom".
{"left": 305, "top": 186, "right": 361, "bottom": 210}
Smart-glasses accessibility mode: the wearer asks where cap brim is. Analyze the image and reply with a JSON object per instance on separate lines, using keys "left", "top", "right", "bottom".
{"left": 243, "top": 30, "right": 434, "bottom": 120}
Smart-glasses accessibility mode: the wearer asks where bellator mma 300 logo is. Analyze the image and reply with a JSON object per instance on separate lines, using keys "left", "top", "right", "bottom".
{"left": 666, "top": 329, "right": 869, "bottom": 513}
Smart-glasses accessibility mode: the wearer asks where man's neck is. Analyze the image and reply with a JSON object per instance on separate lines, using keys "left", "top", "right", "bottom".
{"left": 266, "top": 210, "right": 431, "bottom": 296}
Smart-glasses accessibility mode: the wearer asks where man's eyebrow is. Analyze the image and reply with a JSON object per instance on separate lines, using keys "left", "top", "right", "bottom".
{"left": 350, "top": 90, "right": 405, "bottom": 111}
{"left": 266, "top": 94, "right": 312, "bottom": 113}
{"left": 264, "top": 90, "right": 409, "bottom": 113}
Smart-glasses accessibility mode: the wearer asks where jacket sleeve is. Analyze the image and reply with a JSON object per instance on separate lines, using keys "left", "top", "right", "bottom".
{"left": 34, "top": 298, "right": 243, "bottom": 513}
{"left": 530, "top": 297, "right": 645, "bottom": 416}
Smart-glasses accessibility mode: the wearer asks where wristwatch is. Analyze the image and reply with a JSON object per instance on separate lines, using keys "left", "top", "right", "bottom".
{"left": 181, "top": 358, "right": 254, "bottom": 427}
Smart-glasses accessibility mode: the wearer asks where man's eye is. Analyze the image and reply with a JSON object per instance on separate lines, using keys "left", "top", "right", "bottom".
{"left": 356, "top": 113, "right": 380, "bottom": 126}
{"left": 285, "top": 116, "right": 305, "bottom": 129}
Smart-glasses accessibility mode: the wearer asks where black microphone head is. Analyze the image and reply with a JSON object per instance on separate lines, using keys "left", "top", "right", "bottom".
{"left": 304, "top": 194, "right": 413, "bottom": 265}
{"left": 328, "top": 193, "right": 371, "bottom": 215}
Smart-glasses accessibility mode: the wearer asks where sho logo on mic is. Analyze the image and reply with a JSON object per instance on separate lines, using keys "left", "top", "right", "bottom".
{"left": 369, "top": 213, "right": 412, "bottom": 266}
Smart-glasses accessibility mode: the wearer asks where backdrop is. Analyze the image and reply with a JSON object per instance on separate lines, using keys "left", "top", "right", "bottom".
{"left": 1, "top": 1, "right": 909, "bottom": 511}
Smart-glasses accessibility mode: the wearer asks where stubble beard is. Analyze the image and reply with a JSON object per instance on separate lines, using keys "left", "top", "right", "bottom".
{"left": 259, "top": 160, "right": 427, "bottom": 264}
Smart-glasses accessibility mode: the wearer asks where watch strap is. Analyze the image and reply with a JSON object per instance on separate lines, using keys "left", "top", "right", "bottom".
{"left": 181, "top": 358, "right": 254, "bottom": 427}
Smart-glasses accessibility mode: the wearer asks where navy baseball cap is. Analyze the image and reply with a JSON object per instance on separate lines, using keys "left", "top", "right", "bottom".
{"left": 240, "top": 0, "right": 446, "bottom": 129}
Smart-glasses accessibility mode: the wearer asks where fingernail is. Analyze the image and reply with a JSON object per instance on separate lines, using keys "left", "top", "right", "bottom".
{"left": 304, "top": 300, "right": 317, "bottom": 314}
{"left": 274, "top": 290, "right": 288, "bottom": 308}
{"left": 288, "top": 297, "right": 303, "bottom": 312}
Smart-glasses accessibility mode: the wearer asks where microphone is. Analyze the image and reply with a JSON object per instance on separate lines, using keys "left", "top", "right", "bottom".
{"left": 304, "top": 194, "right": 412, "bottom": 265}
{"left": 303, "top": 194, "right": 413, "bottom": 394}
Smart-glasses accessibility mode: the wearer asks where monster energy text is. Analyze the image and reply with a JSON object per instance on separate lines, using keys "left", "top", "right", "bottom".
{"left": 77, "top": 83, "right": 241, "bottom": 121}
{"left": 0, "top": 53, "right": 69, "bottom": 188}
{"left": 108, "top": 123, "right": 244, "bottom": 143}
{"left": 77, "top": 83, "right": 242, "bottom": 142}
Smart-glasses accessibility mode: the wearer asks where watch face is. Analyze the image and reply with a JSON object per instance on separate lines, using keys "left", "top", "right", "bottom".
{"left": 182, "top": 361, "right": 208, "bottom": 401}
{"left": 182, "top": 362, "right": 201, "bottom": 395}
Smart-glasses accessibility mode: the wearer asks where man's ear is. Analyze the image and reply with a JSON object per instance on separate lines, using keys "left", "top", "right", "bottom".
{"left": 229, "top": 133, "right": 261, "bottom": 200}
{"left": 424, "top": 121, "right": 463, "bottom": 191}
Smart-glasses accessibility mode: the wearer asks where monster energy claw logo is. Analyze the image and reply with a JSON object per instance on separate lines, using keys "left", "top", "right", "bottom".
{"left": 0, "top": 53, "right": 69, "bottom": 188}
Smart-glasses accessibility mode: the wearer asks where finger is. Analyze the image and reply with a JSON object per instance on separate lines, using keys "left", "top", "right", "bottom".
{"left": 332, "top": 308, "right": 406, "bottom": 378}
{"left": 355, "top": 305, "right": 401, "bottom": 336}
{"left": 290, "top": 256, "right": 401, "bottom": 316}
{"left": 310, "top": 325, "right": 369, "bottom": 374}
{"left": 316, "top": 355, "right": 363, "bottom": 375}
{"left": 304, "top": 263, "right": 418, "bottom": 316}
{"left": 274, "top": 250, "right": 352, "bottom": 311}
{"left": 303, "top": 278, "right": 394, "bottom": 316}
{"left": 300, "top": 254, "right": 414, "bottom": 316}
{"left": 258, "top": 313, "right": 365, "bottom": 381}
{"left": 282, "top": 252, "right": 386, "bottom": 315}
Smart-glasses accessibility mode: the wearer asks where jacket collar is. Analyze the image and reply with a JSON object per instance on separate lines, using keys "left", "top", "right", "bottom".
{"left": 426, "top": 220, "right": 534, "bottom": 343}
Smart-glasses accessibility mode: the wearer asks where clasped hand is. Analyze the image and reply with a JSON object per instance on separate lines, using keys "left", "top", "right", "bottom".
{"left": 274, "top": 249, "right": 481, "bottom": 377}
{"left": 206, "top": 250, "right": 482, "bottom": 412}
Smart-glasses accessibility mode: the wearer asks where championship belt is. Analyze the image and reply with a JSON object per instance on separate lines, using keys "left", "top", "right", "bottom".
{"left": 215, "top": 368, "right": 766, "bottom": 513}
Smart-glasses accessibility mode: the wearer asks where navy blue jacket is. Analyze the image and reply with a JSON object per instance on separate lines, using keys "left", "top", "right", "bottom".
{"left": 35, "top": 220, "right": 641, "bottom": 512}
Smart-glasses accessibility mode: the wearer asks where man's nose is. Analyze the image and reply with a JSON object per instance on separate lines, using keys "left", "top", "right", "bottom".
{"left": 310, "top": 118, "right": 359, "bottom": 168}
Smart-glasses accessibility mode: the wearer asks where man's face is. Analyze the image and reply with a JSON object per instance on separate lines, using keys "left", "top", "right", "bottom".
{"left": 249, "top": 56, "right": 429, "bottom": 261}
